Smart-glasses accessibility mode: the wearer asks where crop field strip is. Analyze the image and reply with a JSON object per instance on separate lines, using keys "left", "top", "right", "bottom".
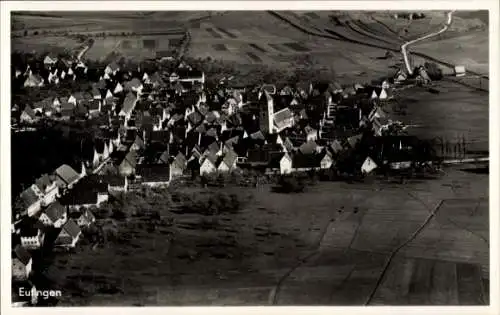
{"left": 248, "top": 43, "right": 268, "bottom": 53}
{"left": 216, "top": 27, "right": 238, "bottom": 39}
{"left": 213, "top": 43, "right": 228, "bottom": 51}
{"left": 283, "top": 42, "right": 311, "bottom": 52}
{"left": 246, "top": 51, "right": 263, "bottom": 63}
{"left": 267, "top": 43, "right": 289, "bottom": 53}
{"left": 206, "top": 28, "right": 223, "bottom": 39}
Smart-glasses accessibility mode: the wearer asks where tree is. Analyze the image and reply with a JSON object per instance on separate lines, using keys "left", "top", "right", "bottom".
{"left": 424, "top": 62, "right": 443, "bottom": 80}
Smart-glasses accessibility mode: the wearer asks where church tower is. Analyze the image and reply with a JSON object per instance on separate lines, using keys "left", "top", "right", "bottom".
{"left": 259, "top": 91, "right": 274, "bottom": 134}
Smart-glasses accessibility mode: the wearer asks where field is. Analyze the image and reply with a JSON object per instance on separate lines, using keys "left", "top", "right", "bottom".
{"left": 48, "top": 163, "right": 488, "bottom": 305}
{"left": 412, "top": 32, "right": 489, "bottom": 75}
{"left": 11, "top": 36, "right": 82, "bottom": 55}
{"left": 388, "top": 80, "right": 489, "bottom": 153}
{"left": 11, "top": 10, "right": 488, "bottom": 83}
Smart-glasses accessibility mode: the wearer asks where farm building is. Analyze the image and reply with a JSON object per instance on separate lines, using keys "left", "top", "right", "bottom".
{"left": 54, "top": 219, "right": 81, "bottom": 248}
{"left": 454, "top": 65, "right": 466, "bottom": 77}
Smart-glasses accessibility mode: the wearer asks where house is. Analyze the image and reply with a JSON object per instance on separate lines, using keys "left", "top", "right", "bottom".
{"left": 38, "top": 201, "right": 67, "bottom": 228}
{"left": 131, "top": 135, "right": 146, "bottom": 152}
{"left": 273, "top": 107, "right": 294, "bottom": 133}
{"left": 60, "top": 102, "right": 74, "bottom": 120}
{"left": 17, "top": 186, "right": 42, "bottom": 218}
{"left": 177, "top": 68, "right": 205, "bottom": 86}
{"left": 394, "top": 69, "right": 407, "bottom": 83}
{"left": 170, "top": 153, "right": 187, "bottom": 179}
{"left": 34, "top": 174, "right": 59, "bottom": 206}
{"left": 104, "top": 175, "right": 128, "bottom": 194}
{"left": 117, "top": 150, "right": 138, "bottom": 176}
{"left": 12, "top": 245, "right": 33, "bottom": 282}
{"left": 124, "top": 78, "right": 143, "bottom": 94}
{"left": 68, "top": 91, "right": 89, "bottom": 106}
{"left": 416, "top": 67, "right": 431, "bottom": 85}
{"left": 347, "top": 134, "right": 364, "bottom": 149}
{"left": 200, "top": 154, "right": 218, "bottom": 175}
{"left": 299, "top": 141, "right": 319, "bottom": 155}
{"left": 54, "top": 219, "right": 81, "bottom": 248}
{"left": 329, "top": 139, "right": 344, "bottom": 156}
{"left": 105, "top": 62, "right": 120, "bottom": 76}
{"left": 361, "top": 156, "right": 378, "bottom": 174}
{"left": 53, "top": 164, "right": 82, "bottom": 190}
{"left": 319, "top": 151, "right": 334, "bottom": 169}
{"left": 217, "top": 150, "right": 238, "bottom": 173}
{"left": 136, "top": 164, "right": 171, "bottom": 187}
{"left": 305, "top": 126, "right": 318, "bottom": 141}
{"left": 86, "top": 99, "right": 101, "bottom": 116}
{"left": 292, "top": 153, "right": 321, "bottom": 172}
{"left": 113, "top": 82, "right": 124, "bottom": 94}
{"left": 18, "top": 219, "right": 45, "bottom": 250}
{"left": 20, "top": 105, "right": 37, "bottom": 123}
{"left": 268, "top": 152, "right": 292, "bottom": 174}
{"left": 454, "top": 65, "right": 466, "bottom": 77}
{"left": 43, "top": 54, "right": 58, "bottom": 67}
{"left": 119, "top": 92, "right": 137, "bottom": 120}
{"left": 76, "top": 209, "right": 96, "bottom": 228}
{"left": 156, "top": 50, "right": 175, "bottom": 62}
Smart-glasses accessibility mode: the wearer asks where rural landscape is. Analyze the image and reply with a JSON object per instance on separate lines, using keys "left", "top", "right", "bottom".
{"left": 10, "top": 10, "right": 489, "bottom": 307}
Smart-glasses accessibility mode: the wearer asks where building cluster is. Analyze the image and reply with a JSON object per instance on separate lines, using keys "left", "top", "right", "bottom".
{"left": 12, "top": 51, "right": 427, "bottom": 305}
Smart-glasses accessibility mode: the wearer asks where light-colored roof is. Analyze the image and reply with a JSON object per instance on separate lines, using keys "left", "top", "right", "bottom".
{"left": 119, "top": 92, "right": 137, "bottom": 116}
{"left": 273, "top": 107, "right": 293, "bottom": 129}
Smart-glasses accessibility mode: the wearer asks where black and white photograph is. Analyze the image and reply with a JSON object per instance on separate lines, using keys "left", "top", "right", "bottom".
{"left": 1, "top": 0, "right": 498, "bottom": 312}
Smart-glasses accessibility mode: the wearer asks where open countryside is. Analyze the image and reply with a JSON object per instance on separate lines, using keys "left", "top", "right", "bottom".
{"left": 10, "top": 10, "right": 489, "bottom": 306}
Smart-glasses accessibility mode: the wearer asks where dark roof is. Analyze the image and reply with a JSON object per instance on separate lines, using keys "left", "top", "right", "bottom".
{"left": 107, "top": 62, "right": 120, "bottom": 71}
{"left": 150, "top": 130, "right": 170, "bottom": 143}
{"left": 207, "top": 141, "right": 220, "bottom": 155}
{"left": 177, "top": 68, "right": 203, "bottom": 80}
{"left": 102, "top": 174, "right": 126, "bottom": 187}
{"left": 221, "top": 150, "right": 238, "bottom": 167}
{"left": 173, "top": 152, "right": 187, "bottom": 168}
{"left": 45, "top": 201, "right": 66, "bottom": 221}
{"left": 19, "top": 187, "right": 39, "bottom": 208}
{"left": 268, "top": 152, "right": 289, "bottom": 168}
{"left": 292, "top": 153, "right": 320, "bottom": 169}
{"left": 54, "top": 164, "right": 80, "bottom": 186}
{"left": 13, "top": 245, "right": 31, "bottom": 265}
{"left": 187, "top": 111, "right": 203, "bottom": 126}
{"left": 299, "top": 141, "right": 318, "bottom": 155}
{"left": 136, "top": 164, "right": 170, "bottom": 182}
{"left": 18, "top": 218, "right": 44, "bottom": 237}
{"left": 61, "top": 219, "right": 81, "bottom": 238}
{"left": 60, "top": 186, "right": 97, "bottom": 206}
{"left": 34, "top": 174, "right": 55, "bottom": 192}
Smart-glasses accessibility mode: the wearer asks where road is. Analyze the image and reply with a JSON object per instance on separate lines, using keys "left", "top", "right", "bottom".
{"left": 401, "top": 11, "right": 455, "bottom": 75}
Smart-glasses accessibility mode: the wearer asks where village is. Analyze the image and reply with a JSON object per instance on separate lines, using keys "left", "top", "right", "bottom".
{"left": 11, "top": 45, "right": 470, "bottom": 306}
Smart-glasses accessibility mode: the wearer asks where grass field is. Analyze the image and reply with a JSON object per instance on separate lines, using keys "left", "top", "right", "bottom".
{"left": 389, "top": 80, "right": 489, "bottom": 153}
{"left": 412, "top": 31, "right": 489, "bottom": 74}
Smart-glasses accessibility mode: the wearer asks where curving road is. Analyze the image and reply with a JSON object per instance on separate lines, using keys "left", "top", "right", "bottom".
{"left": 401, "top": 11, "right": 455, "bottom": 75}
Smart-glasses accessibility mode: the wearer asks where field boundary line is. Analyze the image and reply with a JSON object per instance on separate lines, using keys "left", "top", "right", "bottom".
{"left": 268, "top": 216, "right": 337, "bottom": 305}
{"left": 364, "top": 199, "right": 445, "bottom": 305}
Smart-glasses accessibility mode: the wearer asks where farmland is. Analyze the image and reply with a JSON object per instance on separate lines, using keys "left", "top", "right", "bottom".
{"left": 48, "top": 164, "right": 488, "bottom": 305}
{"left": 11, "top": 10, "right": 489, "bottom": 83}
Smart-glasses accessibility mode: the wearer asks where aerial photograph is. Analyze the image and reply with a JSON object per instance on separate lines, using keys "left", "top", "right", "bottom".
{"left": 9, "top": 9, "right": 489, "bottom": 306}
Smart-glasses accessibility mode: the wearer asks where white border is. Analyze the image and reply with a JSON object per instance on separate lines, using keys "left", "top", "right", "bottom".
{"left": 1, "top": 1, "right": 498, "bottom": 315}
